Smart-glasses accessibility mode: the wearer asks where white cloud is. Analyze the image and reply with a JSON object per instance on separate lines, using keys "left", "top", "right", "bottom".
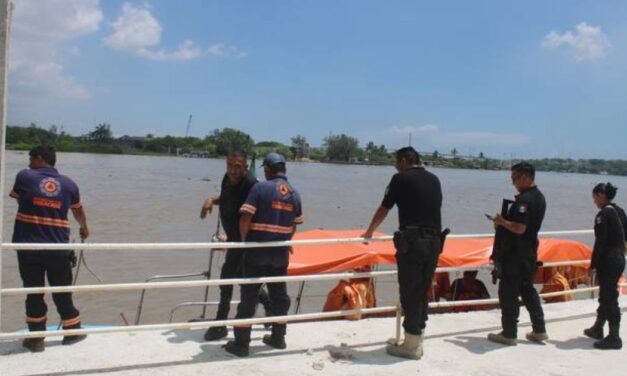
{"left": 207, "top": 43, "right": 247, "bottom": 58}
{"left": 387, "top": 125, "right": 530, "bottom": 148}
{"left": 105, "top": 3, "right": 240, "bottom": 61}
{"left": 541, "top": 22, "right": 610, "bottom": 62}
{"left": 104, "top": 3, "right": 161, "bottom": 51}
{"left": 10, "top": 0, "right": 103, "bottom": 100}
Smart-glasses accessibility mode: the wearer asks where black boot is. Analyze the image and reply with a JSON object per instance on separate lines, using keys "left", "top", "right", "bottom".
{"left": 594, "top": 322, "right": 622, "bottom": 350}
{"left": 223, "top": 340, "right": 249, "bottom": 357}
{"left": 23, "top": 321, "right": 46, "bottom": 352}
{"left": 262, "top": 334, "right": 286, "bottom": 349}
{"left": 204, "top": 326, "right": 228, "bottom": 341}
{"left": 584, "top": 317, "right": 605, "bottom": 340}
{"left": 62, "top": 322, "right": 87, "bottom": 346}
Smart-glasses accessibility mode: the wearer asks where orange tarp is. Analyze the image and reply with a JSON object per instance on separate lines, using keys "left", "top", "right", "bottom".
{"left": 288, "top": 229, "right": 593, "bottom": 276}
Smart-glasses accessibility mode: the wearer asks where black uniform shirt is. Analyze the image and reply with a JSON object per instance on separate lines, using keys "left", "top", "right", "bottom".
{"left": 381, "top": 167, "right": 442, "bottom": 231}
{"left": 506, "top": 186, "right": 546, "bottom": 252}
{"left": 218, "top": 174, "right": 257, "bottom": 242}
{"left": 592, "top": 203, "right": 626, "bottom": 268}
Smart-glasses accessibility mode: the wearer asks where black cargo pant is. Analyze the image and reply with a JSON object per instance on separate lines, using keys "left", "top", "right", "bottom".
{"left": 498, "top": 253, "right": 545, "bottom": 338}
{"left": 17, "top": 252, "right": 80, "bottom": 331}
{"left": 394, "top": 229, "right": 441, "bottom": 335}
{"left": 233, "top": 261, "right": 291, "bottom": 345}
{"left": 216, "top": 249, "right": 272, "bottom": 320}
{"left": 596, "top": 251, "right": 626, "bottom": 327}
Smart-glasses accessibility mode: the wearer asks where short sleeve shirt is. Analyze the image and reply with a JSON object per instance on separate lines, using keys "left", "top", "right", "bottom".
{"left": 218, "top": 174, "right": 257, "bottom": 242}
{"left": 10, "top": 167, "right": 81, "bottom": 254}
{"left": 381, "top": 167, "right": 442, "bottom": 231}
{"left": 240, "top": 176, "right": 303, "bottom": 267}
{"left": 505, "top": 186, "right": 546, "bottom": 252}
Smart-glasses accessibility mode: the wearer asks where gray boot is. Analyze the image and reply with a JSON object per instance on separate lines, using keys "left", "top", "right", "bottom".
{"left": 386, "top": 332, "right": 423, "bottom": 360}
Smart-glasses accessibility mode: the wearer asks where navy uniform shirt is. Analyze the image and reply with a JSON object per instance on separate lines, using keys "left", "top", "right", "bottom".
{"left": 218, "top": 174, "right": 257, "bottom": 242}
{"left": 592, "top": 203, "right": 626, "bottom": 269}
{"left": 381, "top": 167, "right": 442, "bottom": 231}
{"left": 505, "top": 186, "right": 546, "bottom": 256}
{"left": 10, "top": 167, "right": 82, "bottom": 255}
{"left": 240, "top": 176, "right": 303, "bottom": 267}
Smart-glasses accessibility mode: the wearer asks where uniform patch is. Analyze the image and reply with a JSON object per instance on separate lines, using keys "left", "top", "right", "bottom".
{"left": 384, "top": 186, "right": 390, "bottom": 197}
{"left": 39, "top": 177, "right": 61, "bottom": 197}
{"left": 278, "top": 183, "right": 290, "bottom": 197}
{"left": 518, "top": 204, "right": 527, "bottom": 214}
{"left": 596, "top": 216, "right": 602, "bottom": 225}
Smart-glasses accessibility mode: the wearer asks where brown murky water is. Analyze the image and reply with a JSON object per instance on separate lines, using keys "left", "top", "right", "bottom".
{"left": 2, "top": 150, "right": 621, "bottom": 331}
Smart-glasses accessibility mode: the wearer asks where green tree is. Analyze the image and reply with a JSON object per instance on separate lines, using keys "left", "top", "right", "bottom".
{"left": 89, "top": 123, "right": 113, "bottom": 144}
{"left": 208, "top": 128, "right": 254, "bottom": 156}
{"left": 290, "top": 135, "right": 309, "bottom": 159}
{"left": 324, "top": 134, "right": 359, "bottom": 162}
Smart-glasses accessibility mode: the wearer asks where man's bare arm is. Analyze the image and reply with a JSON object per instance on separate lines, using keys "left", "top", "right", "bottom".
{"left": 361, "top": 205, "right": 390, "bottom": 238}
{"left": 200, "top": 196, "right": 220, "bottom": 219}
{"left": 239, "top": 213, "right": 253, "bottom": 240}
{"left": 71, "top": 206, "right": 89, "bottom": 240}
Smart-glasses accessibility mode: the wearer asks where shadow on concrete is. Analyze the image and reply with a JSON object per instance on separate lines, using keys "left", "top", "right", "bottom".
{"left": 548, "top": 337, "right": 594, "bottom": 350}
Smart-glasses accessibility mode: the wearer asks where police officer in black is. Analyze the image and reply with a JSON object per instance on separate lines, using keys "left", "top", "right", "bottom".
{"left": 362, "top": 146, "right": 442, "bottom": 360}
{"left": 200, "top": 150, "right": 272, "bottom": 341}
{"left": 488, "top": 162, "right": 548, "bottom": 346}
{"left": 585, "top": 182, "right": 626, "bottom": 350}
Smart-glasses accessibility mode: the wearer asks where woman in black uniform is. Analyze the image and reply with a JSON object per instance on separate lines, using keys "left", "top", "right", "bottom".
{"left": 585, "top": 182, "right": 626, "bottom": 350}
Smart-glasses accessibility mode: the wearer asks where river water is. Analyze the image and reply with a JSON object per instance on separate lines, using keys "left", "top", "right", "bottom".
{"left": 1, "top": 151, "right": 625, "bottom": 330}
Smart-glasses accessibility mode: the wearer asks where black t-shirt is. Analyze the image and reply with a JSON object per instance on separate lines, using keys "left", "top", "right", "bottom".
{"left": 592, "top": 203, "right": 626, "bottom": 268}
{"left": 381, "top": 167, "right": 442, "bottom": 231}
{"left": 218, "top": 174, "right": 257, "bottom": 242}
{"left": 505, "top": 186, "right": 546, "bottom": 253}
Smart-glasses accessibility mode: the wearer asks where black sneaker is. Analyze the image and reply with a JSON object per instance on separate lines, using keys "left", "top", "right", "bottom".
{"left": 262, "top": 334, "right": 286, "bottom": 349}
{"left": 22, "top": 338, "right": 45, "bottom": 352}
{"left": 594, "top": 336, "right": 623, "bottom": 350}
{"left": 62, "top": 335, "right": 87, "bottom": 346}
{"left": 584, "top": 326, "right": 604, "bottom": 340}
{"left": 204, "top": 326, "right": 228, "bottom": 341}
{"left": 223, "top": 340, "right": 249, "bottom": 357}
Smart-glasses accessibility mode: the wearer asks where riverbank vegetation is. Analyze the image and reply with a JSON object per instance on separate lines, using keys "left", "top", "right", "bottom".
{"left": 6, "top": 123, "right": 626, "bottom": 176}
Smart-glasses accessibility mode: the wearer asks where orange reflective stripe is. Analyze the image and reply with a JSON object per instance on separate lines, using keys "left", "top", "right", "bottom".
{"left": 70, "top": 202, "right": 82, "bottom": 209}
{"left": 62, "top": 316, "right": 81, "bottom": 327}
{"left": 271, "top": 201, "right": 294, "bottom": 212}
{"left": 240, "top": 204, "right": 256, "bottom": 215}
{"left": 294, "top": 215, "right": 304, "bottom": 224}
{"left": 249, "top": 223, "right": 293, "bottom": 234}
{"left": 16, "top": 213, "right": 70, "bottom": 228}
{"left": 25, "top": 315, "right": 47, "bottom": 323}
{"left": 33, "top": 197, "right": 62, "bottom": 209}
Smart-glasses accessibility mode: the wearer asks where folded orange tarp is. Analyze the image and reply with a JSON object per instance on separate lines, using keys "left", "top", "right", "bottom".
{"left": 287, "top": 229, "right": 592, "bottom": 276}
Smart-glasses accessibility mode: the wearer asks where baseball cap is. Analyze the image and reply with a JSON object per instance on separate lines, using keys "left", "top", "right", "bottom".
{"left": 261, "top": 152, "right": 286, "bottom": 167}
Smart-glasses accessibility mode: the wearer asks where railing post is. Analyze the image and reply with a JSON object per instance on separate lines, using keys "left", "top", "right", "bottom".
{"left": 0, "top": 0, "right": 13, "bottom": 332}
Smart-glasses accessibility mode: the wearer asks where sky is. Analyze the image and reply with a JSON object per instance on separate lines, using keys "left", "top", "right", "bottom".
{"left": 5, "top": 0, "right": 627, "bottom": 159}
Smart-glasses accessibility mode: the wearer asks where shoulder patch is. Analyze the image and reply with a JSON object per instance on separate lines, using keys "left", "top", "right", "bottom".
{"left": 518, "top": 204, "right": 527, "bottom": 214}
{"left": 596, "top": 215, "right": 602, "bottom": 225}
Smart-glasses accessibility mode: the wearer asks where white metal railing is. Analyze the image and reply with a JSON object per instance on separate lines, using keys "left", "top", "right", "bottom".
{"left": 0, "top": 229, "right": 594, "bottom": 251}
{"left": 1, "top": 282, "right": 624, "bottom": 341}
{"left": 0, "top": 229, "right": 611, "bottom": 341}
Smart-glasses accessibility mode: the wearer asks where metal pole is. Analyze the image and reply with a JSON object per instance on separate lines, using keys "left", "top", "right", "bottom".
{"left": 200, "top": 249, "right": 215, "bottom": 319}
{"left": 0, "top": 0, "right": 13, "bottom": 332}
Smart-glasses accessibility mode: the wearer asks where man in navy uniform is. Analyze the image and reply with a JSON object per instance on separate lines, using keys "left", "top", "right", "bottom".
{"left": 223, "top": 152, "right": 303, "bottom": 357}
{"left": 9, "top": 146, "right": 89, "bottom": 352}
{"left": 488, "top": 162, "right": 548, "bottom": 346}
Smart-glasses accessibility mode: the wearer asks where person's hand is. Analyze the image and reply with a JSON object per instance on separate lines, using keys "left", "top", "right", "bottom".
{"left": 493, "top": 214, "right": 506, "bottom": 227}
{"left": 200, "top": 198, "right": 214, "bottom": 219}
{"left": 361, "top": 230, "right": 374, "bottom": 244}
{"left": 79, "top": 226, "right": 89, "bottom": 240}
{"left": 289, "top": 246, "right": 294, "bottom": 254}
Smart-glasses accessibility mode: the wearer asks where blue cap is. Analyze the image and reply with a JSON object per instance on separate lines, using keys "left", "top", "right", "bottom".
{"left": 261, "top": 152, "right": 286, "bottom": 167}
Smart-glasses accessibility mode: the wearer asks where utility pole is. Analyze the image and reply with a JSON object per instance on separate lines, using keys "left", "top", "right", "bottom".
{"left": 0, "top": 0, "right": 13, "bottom": 331}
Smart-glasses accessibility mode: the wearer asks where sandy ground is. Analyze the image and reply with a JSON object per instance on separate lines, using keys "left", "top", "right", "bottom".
{"left": 1, "top": 297, "right": 625, "bottom": 376}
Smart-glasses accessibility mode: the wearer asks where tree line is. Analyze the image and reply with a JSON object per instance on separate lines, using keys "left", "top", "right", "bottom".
{"left": 5, "top": 123, "right": 627, "bottom": 176}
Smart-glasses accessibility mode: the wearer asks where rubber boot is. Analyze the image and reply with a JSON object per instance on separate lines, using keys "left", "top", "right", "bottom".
{"left": 386, "top": 332, "right": 423, "bottom": 360}
{"left": 487, "top": 332, "right": 517, "bottom": 346}
{"left": 62, "top": 322, "right": 87, "bottom": 346}
{"left": 594, "top": 322, "right": 622, "bottom": 350}
{"left": 23, "top": 321, "right": 46, "bottom": 352}
{"left": 584, "top": 317, "right": 605, "bottom": 340}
